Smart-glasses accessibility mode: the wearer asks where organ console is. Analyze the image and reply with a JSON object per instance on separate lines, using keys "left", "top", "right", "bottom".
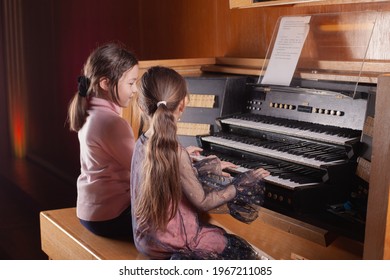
{"left": 126, "top": 10, "right": 390, "bottom": 259}
{"left": 194, "top": 77, "right": 374, "bottom": 241}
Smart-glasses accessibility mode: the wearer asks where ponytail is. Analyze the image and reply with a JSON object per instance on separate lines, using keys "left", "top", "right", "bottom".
{"left": 135, "top": 66, "right": 188, "bottom": 232}
{"left": 67, "top": 92, "right": 89, "bottom": 132}
{"left": 67, "top": 76, "right": 91, "bottom": 132}
{"left": 136, "top": 105, "right": 181, "bottom": 231}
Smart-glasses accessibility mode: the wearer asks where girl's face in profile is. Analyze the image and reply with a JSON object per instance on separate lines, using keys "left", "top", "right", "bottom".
{"left": 117, "top": 64, "right": 139, "bottom": 107}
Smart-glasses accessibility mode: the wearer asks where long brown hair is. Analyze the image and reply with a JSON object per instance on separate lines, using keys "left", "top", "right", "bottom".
{"left": 67, "top": 42, "right": 138, "bottom": 132}
{"left": 135, "top": 66, "right": 188, "bottom": 231}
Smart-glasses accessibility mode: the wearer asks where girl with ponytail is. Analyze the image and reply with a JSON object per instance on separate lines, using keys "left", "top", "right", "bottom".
{"left": 67, "top": 42, "right": 139, "bottom": 238}
{"left": 131, "top": 66, "right": 270, "bottom": 259}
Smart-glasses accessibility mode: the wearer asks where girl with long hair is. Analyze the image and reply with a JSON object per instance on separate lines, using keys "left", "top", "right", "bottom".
{"left": 131, "top": 66, "right": 270, "bottom": 259}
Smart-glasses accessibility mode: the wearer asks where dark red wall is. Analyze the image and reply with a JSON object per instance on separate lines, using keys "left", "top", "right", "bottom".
{"left": 21, "top": 0, "right": 141, "bottom": 181}
{"left": 0, "top": 2, "right": 10, "bottom": 161}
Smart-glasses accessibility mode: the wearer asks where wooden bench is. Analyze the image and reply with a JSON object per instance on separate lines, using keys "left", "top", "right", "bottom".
{"left": 40, "top": 206, "right": 364, "bottom": 260}
{"left": 39, "top": 207, "right": 273, "bottom": 260}
{"left": 39, "top": 207, "right": 148, "bottom": 260}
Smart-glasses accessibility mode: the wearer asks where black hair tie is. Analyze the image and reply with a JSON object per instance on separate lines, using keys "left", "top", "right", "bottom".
{"left": 77, "top": 76, "right": 90, "bottom": 97}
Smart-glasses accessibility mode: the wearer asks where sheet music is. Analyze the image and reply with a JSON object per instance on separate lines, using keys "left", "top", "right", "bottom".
{"left": 261, "top": 16, "right": 311, "bottom": 86}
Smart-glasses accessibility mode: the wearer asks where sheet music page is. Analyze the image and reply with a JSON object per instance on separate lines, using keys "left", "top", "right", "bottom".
{"left": 261, "top": 16, "right": 311, "bottom": 86}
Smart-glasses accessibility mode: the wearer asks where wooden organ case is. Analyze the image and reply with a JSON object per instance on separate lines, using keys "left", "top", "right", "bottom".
{"left": 180, "top": 11, "right": 384, "bottom": 260}
{"left": 125, "top": 11, "right": 390, "bottom": 259}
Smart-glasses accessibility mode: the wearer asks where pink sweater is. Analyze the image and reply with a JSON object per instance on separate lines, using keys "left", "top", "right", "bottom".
{"left": 77, "top": 97, "right": 135, "bottom": 221}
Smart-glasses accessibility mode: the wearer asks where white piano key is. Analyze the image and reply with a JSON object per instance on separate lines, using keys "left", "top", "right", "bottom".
{"left": 226, "top": 166, "right": 317, "bottom": 189}
{"left": 202, "top": 135, "right": 344, "bottom": 169}
{"left": 221, "top": 118, "right": 357, "bottom": 146}
{"left": 191, "top": 154, "right": 320, "bottom": 190}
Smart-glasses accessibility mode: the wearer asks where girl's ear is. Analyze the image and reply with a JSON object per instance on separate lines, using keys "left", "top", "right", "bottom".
{"left": 178, "top": 98, "right": 186, "bottom": 113}
{"left": 99, "top": 77, "right": 109, "bottom": 91}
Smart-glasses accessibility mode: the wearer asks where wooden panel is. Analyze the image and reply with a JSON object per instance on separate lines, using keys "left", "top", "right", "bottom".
{"left": 207, "top": 210, "right": 363, "bottom": 260}
{"left": 386, "top": 200, "right": 390, "bottom": 259}
{"left": 177, "top": 122, "right": 211, "bottom": 136}
{"left": 230, "top": 0, "right": 389, "bottom": 9}
{"left": 257, "top": 208, "right": 333, "bottom": 247}
{"left": 363, "top": 74, "right": 390, "bottom": 260}
{"left": 230, "top": 0, "right": 323, "bottom": 9}
{"left": 138, "top": 58, "right": 216, "bottom": 75}
{"left": 201, "top": 57, "right": 390, "bottom": 84}
{"left": 297, "top": 0, "right": 390, "bottom": 6}
{"left": 230, "top": 0, "right": 252, "bottom": 8}
{"left": 138, "top": 0, "right": 226, "bottom": 59}
{"left": 356, "top": 157, "right": 371, "bottom": 183}
{"left": 225, "top": 2, "right": 390, "bottom": 59}
{"left": 187, "top": 94, "right": 216, "bottom": 108}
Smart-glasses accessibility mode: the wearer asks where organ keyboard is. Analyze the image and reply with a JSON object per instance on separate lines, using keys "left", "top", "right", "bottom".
{"left": 195, "top": 79, "right": 375, "bottom": 227}
{"left": 201, "top": 133, "right": 347, "bottom": 169}
{"left": 219, "top": 114, "right": 361, "bottom": 146}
